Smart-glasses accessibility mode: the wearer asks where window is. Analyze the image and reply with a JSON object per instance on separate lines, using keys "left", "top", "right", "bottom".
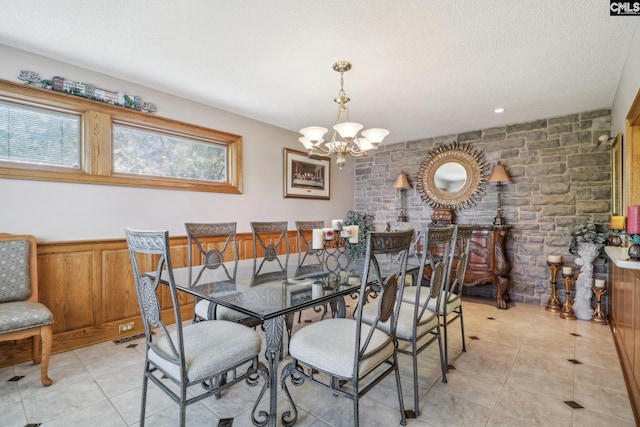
{"left": 0, "top": 80, "right": 242, "bottom": 194}
{"left": 113, "top": 123, "right": 227, "bottom": 183}
{"left": 0, "top": 99, "right": 80, "bottom": 169}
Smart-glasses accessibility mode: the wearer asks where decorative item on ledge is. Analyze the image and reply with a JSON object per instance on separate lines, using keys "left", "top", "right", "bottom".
{"left": 17, "top": 70, "right": 158, "bottom": 113}
{"left": 393, "top": 172, "right": 412, "bottom": 222}
{"left": 487, "top": 162, "right": 513, "bottom": 225}
{"left": 609, "top": 215, "right": 626, "bottom": 247}
{"left": 628, "top": 234, "right": 640, "bottom": 260}
{"left": 627, "top": 206, "right": 640, "bottom": 260}
{"left": 298, "top": 61, "right": 389, "bottom": 170}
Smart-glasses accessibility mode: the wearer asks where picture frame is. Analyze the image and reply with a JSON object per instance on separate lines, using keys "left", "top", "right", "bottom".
{"left": 611, "top": 133, "right": 623, "bottom": 216}
{"left": 283, "top": 148, "right": 330, "bottom": 199}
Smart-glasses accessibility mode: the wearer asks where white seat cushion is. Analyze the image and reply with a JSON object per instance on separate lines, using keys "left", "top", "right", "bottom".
{"left": 402, "top": 287, "right": 461, "bottom": 315}
{"left": 194, "top": 300, "right": 249, "bottom": 322}
{"left": 402, "top": 286, "right": 431, "bottom": 306}
{"left": 289, "top": 318, "right": 394, "bottom": 379}
{"left": 362, "top": 301, "right": 437, "bottom": 341}
{"left": 149, "top": 320, "right": 261, "bottom": 383}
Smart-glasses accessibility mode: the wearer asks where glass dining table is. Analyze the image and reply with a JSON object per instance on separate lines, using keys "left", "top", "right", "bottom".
{"left": 147, "top": 247, "right": 421, "bottom": 426}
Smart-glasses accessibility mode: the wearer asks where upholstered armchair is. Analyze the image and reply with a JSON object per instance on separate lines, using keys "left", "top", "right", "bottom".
{"left": 0, "top": 233, "right": 54, "bottom": 386}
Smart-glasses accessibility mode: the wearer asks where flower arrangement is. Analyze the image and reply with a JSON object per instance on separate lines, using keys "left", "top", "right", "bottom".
{"left": 343, "top": 210, "right": 374, "bottom": 260}
{"left": 569, "top": 222, "right": 607, "bottom": 257}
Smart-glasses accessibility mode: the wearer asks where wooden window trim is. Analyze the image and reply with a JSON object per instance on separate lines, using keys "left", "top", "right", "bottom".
{"left": 0, "top": 79, "right": 243, "bottom": 194}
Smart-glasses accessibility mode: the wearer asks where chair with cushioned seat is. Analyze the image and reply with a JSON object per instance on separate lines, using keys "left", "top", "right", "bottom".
{"left": 439, "top": 224, "right": 474, "bottom": 369}
{"left": 281, "top": 230, "right": 413, "bottom": 427}
{"left": 368, "top": 225, "right": 454, "bottom": 417}
{"left": 251, "top": 221, "right": 290, "bottom": 260}
{"left": 185, "top": 222, "right": 252, "bottom": 324}
{"left": 125, "top": 228, "right": 269, "bottom": 427}
{"left": 0, "top": 233, "right": 53, "bottom": 387}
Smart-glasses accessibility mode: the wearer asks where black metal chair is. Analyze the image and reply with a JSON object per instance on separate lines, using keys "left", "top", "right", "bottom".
{"left": 185, "top": 222, "right": 241, "bottom": 322}
{"left": 251, "top": 221, "right": 290, "bottom": 260}
{"left": 368, "top": 225, "right": 454, "bottom": 417}
{"left": 281, "top": 230, "right": 413, "bottom": 427}
{"left": 438, "top": 224, "right": 474, "bottom": 369}
{"left": 125, "top": 228, "right": 269, "bottom": 427}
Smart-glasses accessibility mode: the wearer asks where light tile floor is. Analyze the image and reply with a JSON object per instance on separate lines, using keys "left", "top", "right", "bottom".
{"left": 0, "top": 296, "right": 635, "bottom": 426}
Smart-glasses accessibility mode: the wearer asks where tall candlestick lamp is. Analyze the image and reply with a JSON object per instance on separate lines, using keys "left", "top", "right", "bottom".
{"left": 393, "top": 172, "right": 412, "bottom": 222}
{"left": 488, "top": 162, "right": 513, "bottom": 225}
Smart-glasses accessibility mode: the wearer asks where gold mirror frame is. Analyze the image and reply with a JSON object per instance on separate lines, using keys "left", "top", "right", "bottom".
{"left": 417, "top": 142, "right": 489, "bottom": 210}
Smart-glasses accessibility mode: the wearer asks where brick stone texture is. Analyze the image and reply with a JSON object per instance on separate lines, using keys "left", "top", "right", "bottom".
{"left": 355, "top": 109, "right": 612, "bottom": 308}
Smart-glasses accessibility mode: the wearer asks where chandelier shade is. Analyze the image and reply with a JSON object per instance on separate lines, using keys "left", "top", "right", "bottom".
{"left": 298, "top": 61, "right": 388, "bottom": 170}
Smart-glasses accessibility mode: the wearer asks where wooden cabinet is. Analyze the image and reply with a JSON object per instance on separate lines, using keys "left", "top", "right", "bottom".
{"left": 609, "top": 261, "right": 640, "bottom": 422}
{"left": 464, "top": 225, "right": 511, "bottom": 309}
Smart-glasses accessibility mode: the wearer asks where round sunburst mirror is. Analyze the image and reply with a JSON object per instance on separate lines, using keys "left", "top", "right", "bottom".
{"left": 417, "top": 142, "right": 489, "bottom": 212}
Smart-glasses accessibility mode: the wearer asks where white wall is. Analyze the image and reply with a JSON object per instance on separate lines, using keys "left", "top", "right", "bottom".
{"left": 0, "top": 45, "right": 356, "bottom": 241}
{"left": 612, "top": 24, "right": 640, "bottom": 134}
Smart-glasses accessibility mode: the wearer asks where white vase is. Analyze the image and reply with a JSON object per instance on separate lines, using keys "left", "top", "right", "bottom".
{"left": 572, "top": 242, "right": 599, "bottom": 320}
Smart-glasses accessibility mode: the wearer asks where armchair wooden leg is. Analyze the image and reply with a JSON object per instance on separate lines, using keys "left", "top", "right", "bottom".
{"left": 39, "top": 325, "right": 53, "bottom": 386}
{"left": 32, "top": 332, "right": 42, "bottom": 364}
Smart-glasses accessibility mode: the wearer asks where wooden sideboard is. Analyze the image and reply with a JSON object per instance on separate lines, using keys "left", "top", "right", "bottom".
{"left": 607, "top": 248, "right": 640, "bottom": 423}
{"left": 419, "top": 224, "right": 512, "bottom": 309}
{"left": 463, "top": 225, "right": 512, "bottom": 309}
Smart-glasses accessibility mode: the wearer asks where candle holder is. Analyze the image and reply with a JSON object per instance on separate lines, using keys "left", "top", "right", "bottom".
{"left": 591, "top": 286, "right": 608, "bottom": 324}
{"left": 559, "top": 272, "right": 576, "bottom": 320}
{"left": 545, "top": 261, "right": 563, "bottom": 313}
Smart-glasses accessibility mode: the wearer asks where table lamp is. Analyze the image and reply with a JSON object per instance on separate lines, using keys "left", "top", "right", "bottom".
{"left": 488, "top": 162, "right": 512, "bottom": 225}
{"left": 393, "top": 172, "right": 412, "bottom": 222}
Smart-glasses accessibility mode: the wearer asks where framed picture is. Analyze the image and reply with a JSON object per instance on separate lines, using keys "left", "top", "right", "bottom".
{"left": 283, "top": 148, "right": 330, "bottom": 199}
{"left": 612, "top": 133, "right": 623, "bottom": 215}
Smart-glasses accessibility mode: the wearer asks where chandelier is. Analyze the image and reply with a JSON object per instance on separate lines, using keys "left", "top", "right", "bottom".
{"left": 298, "top": 61, "right": 389, "bottom": 170}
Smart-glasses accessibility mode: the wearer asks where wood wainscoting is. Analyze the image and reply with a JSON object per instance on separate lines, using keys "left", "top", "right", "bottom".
{"left": 0, "top": 230, "right": 299, "bottom": 369}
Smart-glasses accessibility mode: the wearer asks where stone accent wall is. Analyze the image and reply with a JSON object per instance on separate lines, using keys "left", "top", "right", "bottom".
{"left": 355, "top": 109, "right": 612, "bottom": 306}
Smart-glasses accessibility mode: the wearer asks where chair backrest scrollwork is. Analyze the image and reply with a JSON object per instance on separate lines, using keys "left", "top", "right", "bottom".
{"left": 125, "top": 229, "right": 186, "bottom": 374}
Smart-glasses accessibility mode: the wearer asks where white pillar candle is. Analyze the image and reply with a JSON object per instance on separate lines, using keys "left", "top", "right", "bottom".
{"left": 349, "top": 225, "right": 359, "bottom": 243}
{"left": 323, "top": 228, "right": 334, "bottom": 240}
{"left": 331, "top": 219, "right": 343, "bottom": 231}
{"left": 594, "top": 279, "right": 605, "bottom": 288}
{"left": 562, "top": 267, "right": 573, "bottom": 275}
{"left": 312, "top": 229, "right": 324, "bottom": 249}
{"left": 547, "top": 255, "right": 562, "bottom": 263}
{"left": 340, "top": 226, "right": 352, "bottom": 238}
{"left": 312, "top": 283, "right": 324, "bottom": 299}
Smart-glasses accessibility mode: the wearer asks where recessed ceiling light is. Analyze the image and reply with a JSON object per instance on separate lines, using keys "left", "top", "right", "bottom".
{"left": 494, "top": 108, "right": 505, "bottom": 113}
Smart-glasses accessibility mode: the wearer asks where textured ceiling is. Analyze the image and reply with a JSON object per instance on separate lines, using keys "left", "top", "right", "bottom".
{"left": 1, "top": 1, "right": 638, "bottom": 144}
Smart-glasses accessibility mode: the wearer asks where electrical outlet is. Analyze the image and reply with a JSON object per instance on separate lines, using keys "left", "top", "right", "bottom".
{"left": 118, "top": 322, "right": 134, "bottom": 333}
